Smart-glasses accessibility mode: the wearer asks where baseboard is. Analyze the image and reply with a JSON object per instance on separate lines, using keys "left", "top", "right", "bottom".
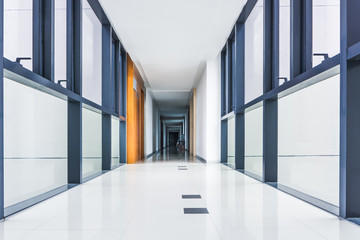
{"left": 146, "top": 148, "right": 163, "bottom": 159}
{"left": 196, "top": 155, "right": 207, "bottom": 163}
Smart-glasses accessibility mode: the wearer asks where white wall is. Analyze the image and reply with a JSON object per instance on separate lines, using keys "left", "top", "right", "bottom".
{"left": 195, "top": 68, "right": 207, "bottom": 159}
{"left": 145, "top": 89, "right": 154, "bottom": 156}
{"left": 195, "top": 54, "right": 221, "bottom": 163}
{"left": 145, "top": 89, "right": 161, "bottom": 156}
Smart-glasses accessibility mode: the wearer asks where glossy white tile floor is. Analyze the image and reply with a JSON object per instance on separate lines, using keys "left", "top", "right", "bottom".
{"left": 1, "top": 160, "right": 360, "bottom": 240}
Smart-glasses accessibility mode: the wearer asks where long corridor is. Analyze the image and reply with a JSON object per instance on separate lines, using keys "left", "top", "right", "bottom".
{"left": 0, "top": 155, "right": 359, "bottom": 240}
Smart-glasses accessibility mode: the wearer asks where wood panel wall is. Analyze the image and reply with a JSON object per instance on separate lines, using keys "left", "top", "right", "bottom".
{"left": 126, "top": 54, "right": 145, "bottom": 163}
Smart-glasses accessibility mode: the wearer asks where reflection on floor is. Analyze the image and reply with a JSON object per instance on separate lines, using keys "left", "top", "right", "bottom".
{"left": 1, "top": 154, "right": 360, "bottom": 239}
{"left": 140, "top": 147, "right": 199, "bottom": 163}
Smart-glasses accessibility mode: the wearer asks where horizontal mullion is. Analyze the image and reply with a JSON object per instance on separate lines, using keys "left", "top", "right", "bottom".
{"left": 4, "top": 58, "right": 116, "bottom": 117}
{"left": 234, "top": 54, "right": 340, "bottom": 114}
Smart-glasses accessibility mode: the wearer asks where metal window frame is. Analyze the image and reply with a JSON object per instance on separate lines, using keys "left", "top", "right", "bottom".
{"left": 219, "top": 0, "right": 360, "bottom": 219}
{"left": 0, "top": 0, "right": 127, "bottom": 218}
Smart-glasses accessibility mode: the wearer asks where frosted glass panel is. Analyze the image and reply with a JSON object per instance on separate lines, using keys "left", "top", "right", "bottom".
{"left": 111, "top": 117, "right": 120, "bottom": 167}
{"left": 82, "top": 0, "right": 102, "bottom": 105}
{"left": 279, "top": 0, "right": 290, "bottom": 83}
{"left": 4, "top": 0, "right": 33, "bottom": 70}
{"left": 55, "top": 0, "right": 67, "bottom": 84}
{"left": 82, "top": 107, "right": 102, "bottom": 179}
{"left": 313, "top": 0, "right": 340, "bottom": 67}
{"left": 227, "top": 116, "right": 235, "bottom": 169}
{"left": 245, "top": 0, "right": 263, "bottom": 103}
{"left": 278, "top": 74, "right": 339, "bottom": 206}
{"left": 4, "top": 78, "right": 67, "bottom": 207}
{"left": 245, "top": 106, "right": 263, "bottom": 179}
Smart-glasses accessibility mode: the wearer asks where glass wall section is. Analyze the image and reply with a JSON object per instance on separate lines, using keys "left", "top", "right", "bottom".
{"left": 4, "top": 77, "right": 67, "bottom": 207}
{"left": 55, "top": 0, "right": 67, "bottom": 84}
{"left": 279, "top": 0, "right": 290, "bottom": 84}
{"left": 82, "top": 106, "right": 102, "bottom": 179}
{"left": 111, "top": 117, "right": 120, "bottom": 167}
{"left": 4, "top": 0, "right": 33, "bottom": 70}
{"left": 244, "top": 0, "right": 263, "bottom": 103}
{"left": 227, "top": 116, "right": 235, "bottom": 168}
{"left": 82, "top": 0, "right": 102, "bottom": 105}
{"left": 278, "top": 75, "right": 340, "bottom": 206}
{"left": 312, "top": 0, "right": 340, "bottom": 67}
{"left": 245, "top": 106, "right": 263, "bottom": 179}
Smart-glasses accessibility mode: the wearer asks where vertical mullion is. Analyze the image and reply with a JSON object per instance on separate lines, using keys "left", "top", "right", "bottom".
{"left": 220, "top": 120, "right": 228, "bottom": 163}
{"left": 226, "top": 42, "right": 230, "bottom": 113}
{"left": 119, "top": 50, "right": 127, "bottom": 163}
{"left": 234, "top": 22, "right": 245, "bottom": 170}
{"left": 263, "top": 0, "right": 278, "bottom": 183}
{"left": 33, "top": 0, "right": 54, "bottom": 80}
{"left": 0, "top": 0, "right": 4, "bottom": 220}
{"left": 67, "top": 0, "right": 82, "bottom": 184}
{"left": 290, "top": 0, "right": 312, "bottom": 79}
{"left": 102, "top": 24, "right": 111, "bottom": 170}
{"left": 67, "top": 0, "right": 82, "bottom": 94}
{"left": 339, "top": 0, "right": 360, "bottom": 219}
{"left": 43, "top": 0, "right": 54, "bottom": 81}
{"left": 33, "top": 0, "right": 43, "bottom": 75}
{"left": 220, "top": 50, "right": 226, "bottom": 116}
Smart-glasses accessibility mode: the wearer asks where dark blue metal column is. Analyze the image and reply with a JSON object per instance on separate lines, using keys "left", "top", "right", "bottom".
{"left": 339, "top": 0, "right": 360, "bottom": 220}
{"left": 67, "top": 0, "right": 82, "bottom": 184}
{"left": 68, "top": 101, "right": 82, "bottom": 184}
{"left": 290, "top": 0, "right": 312, "bottom": 79}
{"left": 119, "top": 50, "right": 127, "bottom": 164}
{"left": 234, "top": 22, "right": 245, "bottom": 170}
{"left": 102, "top": 24, "right": 112, "bottom": 170}
{"left": 33, "top": 0, "right": 55, "bottom": 81}
{"left": 220, "top": 50, "right": 226, "bottom": 116}
{"left": 220, "top": 120, "right": 228, "bottom": 164}
{"left": 67, "top": 0, "right": 82, "bottom": 94}
{"left": 263, "top": 0, "right": 278, "bottom": 183}
{"left": 0, "top": 0, "right": 4, "bottom": 220}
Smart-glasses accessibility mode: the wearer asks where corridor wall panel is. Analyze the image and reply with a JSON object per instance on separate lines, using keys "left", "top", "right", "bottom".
{"left": 244, "top": 106, "right": 263, "bottom": 179}
{"left": 4, "top": 78, "right": 67, "bottom": 207}
{"left": 82, "top": 106, "right": 102, "bottom": 179}
{"left": 111, "top": 116, "right": 120, "bottom": 167}
{"left": 227, "top": 116, "right": 235, "bottom": 168}
{"left": 278, "top": 75, "right": 340, "bottom": 206}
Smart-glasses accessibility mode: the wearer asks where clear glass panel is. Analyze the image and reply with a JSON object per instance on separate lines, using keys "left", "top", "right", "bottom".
{"left": 279, "top": 0, "right": 290, "bottom": 83}
{"left": 245, "top": 106, "right": 263, "bottom": 179}
{"left": 4, "top": 0, "right": 33, "bottom": 70}
{"left": 111, "top": 117, "right": 120, "bottom": 167}
{"left": 4, "top": 77, "right": 67, "bottom": 207}
{"left": 82, "top": 0, "right": 102, "bottom": 105}
{"left": 312, "top": 0, "right": 340, "bottom": 67}
{"left": 82, "top": 106, "right": 102, "bottom": 179}
{"left": 227, "top": 116, "right": 235, "bottom": 168}
{"left": 245, "top": 0, "right": 263, "bottom": 103}
{"left": 278, "top": 74, "right": 340, "bottom": 206}
{"left": 55, "top": 0, "right": 67, "bottom": 84}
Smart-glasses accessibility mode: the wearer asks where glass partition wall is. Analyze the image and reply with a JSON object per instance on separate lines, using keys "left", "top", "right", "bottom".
{"left": 221, "top": 0, "right": 342, "bottom": 216}
{"left": 227, "top": 116, "right": 235, "bottom": 168}
{"left": 278, "top": 75, "right": 340, "bottom": 206}
{"left": 4, "top": 76, "right": 67, "bottom": 208}
{"left": 82, "top": 106, "right": 102, "bottom": 179}
{"left": 244, "top": 106, "right": 263, "bottom": 180}
{"left": 0, "top": 0, "right": 126, "bottom": 218}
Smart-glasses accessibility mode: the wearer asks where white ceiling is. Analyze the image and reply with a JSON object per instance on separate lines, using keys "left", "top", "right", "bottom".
{"left": 99, "top": 0, "right": 246, "bottom": 113}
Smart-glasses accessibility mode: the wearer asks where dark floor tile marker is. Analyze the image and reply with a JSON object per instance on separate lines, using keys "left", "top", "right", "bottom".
{"left": 184, "top": 208, "right": 209, "bottom": 214}
{"left": 182, "top": 195, "right": 201, "bottom": 199}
